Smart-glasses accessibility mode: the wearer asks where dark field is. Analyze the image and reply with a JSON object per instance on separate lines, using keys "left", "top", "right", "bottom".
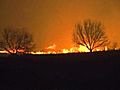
{"left": 0, "top": 50, "right": 120, "bottom": 90}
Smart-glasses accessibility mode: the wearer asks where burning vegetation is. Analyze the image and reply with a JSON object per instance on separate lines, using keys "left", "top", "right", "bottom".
{"left": 31, "top": 44, "right": 109, "bottom": 54}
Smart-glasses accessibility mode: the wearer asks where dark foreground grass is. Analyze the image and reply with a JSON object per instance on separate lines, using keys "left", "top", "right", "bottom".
{"left": 0, "top": 50, "right": 120, "bottom": 90}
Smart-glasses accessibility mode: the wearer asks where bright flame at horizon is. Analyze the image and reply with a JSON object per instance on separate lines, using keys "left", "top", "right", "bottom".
{"left": 0, "top": 44, "right": 109, "bottom": 54}
{"left": 32, "top": 45, "right": 91, "bottom": 54}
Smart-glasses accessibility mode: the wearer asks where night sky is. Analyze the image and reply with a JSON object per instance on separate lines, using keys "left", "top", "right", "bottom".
{"left": 0, "top": 0, "right": 120, "bottom": 51}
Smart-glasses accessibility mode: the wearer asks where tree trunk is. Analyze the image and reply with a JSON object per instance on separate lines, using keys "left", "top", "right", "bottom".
{"left": 90, "top": 49, "right": 92, "bottom": 52}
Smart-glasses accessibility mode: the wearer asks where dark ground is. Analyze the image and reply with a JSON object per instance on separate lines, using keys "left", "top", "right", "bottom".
{"left": 0, "top": 50, "right": 120, "bottom": 90}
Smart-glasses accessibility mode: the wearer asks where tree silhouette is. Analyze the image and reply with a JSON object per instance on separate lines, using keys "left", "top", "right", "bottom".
{"left": 0, "top": 28, "right": 35, "bottom": 54}
{"left": 73, "top": 19, "right": 108, "bottom": 52}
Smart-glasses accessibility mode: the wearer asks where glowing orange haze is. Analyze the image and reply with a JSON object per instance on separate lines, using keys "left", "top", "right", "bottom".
{"left": 0, "top": 0, "right": 120, "bottom": 51}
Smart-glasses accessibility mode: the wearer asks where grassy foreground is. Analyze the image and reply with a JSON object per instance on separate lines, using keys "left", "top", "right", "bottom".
{"left": 0, "top": 50, "right": 120, "bottom": 90}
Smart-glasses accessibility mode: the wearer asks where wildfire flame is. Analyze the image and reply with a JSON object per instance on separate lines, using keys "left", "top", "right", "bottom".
{"left": 31, "top": 45, "right": 93, "bottom": 54}
{"left": 46, "top": 44, "right": 56, "bottom": 49}
{"left": 0, "top": 44, "right": 109, "bottom": 54}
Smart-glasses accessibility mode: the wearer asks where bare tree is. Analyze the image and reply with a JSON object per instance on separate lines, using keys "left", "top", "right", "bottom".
{"left": 0, "top": 28, "right": 35, "bottom": 54}
{"left": 73, "top": 19, "right": 108, "bottom": 52}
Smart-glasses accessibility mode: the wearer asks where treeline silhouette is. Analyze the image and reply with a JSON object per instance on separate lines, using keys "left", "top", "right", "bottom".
{"left": 0, "top": 19, "right": 119, "bottom": 55}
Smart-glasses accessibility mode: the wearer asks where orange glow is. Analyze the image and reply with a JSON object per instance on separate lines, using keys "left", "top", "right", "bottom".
{"left": 0, "top": 51, "right": 8, "bottom": 53}
{"left": 31, "top": 45, "right": 94, "bottom": 54}
{"left": 78, "top": 45, "right": 89, "bottom": 52}
{"left": 0, "top": 45, "right": 109, "bottom": 54}
{"left": 31, "top": 44, "right": 113, "bottom": 54}
{"left": 0, "top": 49, "right": 25, "bottom": 54}
{"left": 0, "top": 0, "right": 120, "bottom": 50}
